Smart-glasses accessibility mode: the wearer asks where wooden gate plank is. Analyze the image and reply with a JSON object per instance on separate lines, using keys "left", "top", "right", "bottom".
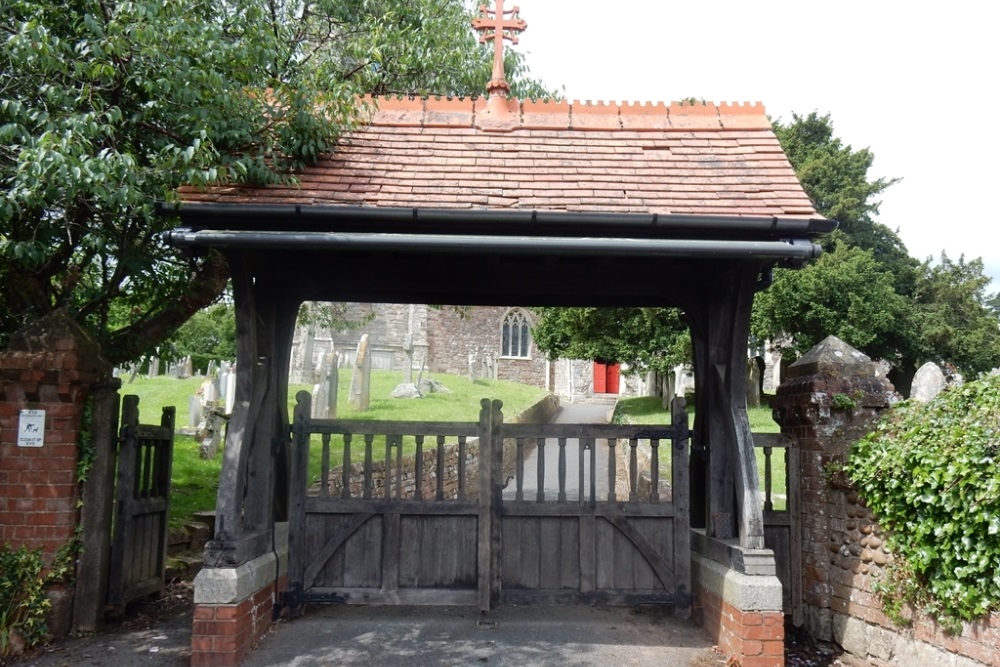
{"left": 604, "top": 515, "right": 675, "bottom": 591}
{"left": 303, "top": 513, "right": 376, "bottom": 589}
{"left": 579, "top": 513, "right": 596, "bottom": 593}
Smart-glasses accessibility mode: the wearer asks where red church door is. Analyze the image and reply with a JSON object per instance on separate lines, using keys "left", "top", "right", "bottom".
{"left": 593, "top": 362, "right": 620, "bottom": 394}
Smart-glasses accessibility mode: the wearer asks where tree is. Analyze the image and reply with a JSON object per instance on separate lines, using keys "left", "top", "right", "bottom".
{"left": 532, "top": 307, "right": 690, "bottom": 375}
{"left": 168, "top": 302, "right": 237, "bottom": 374}
{"left": 751, "top": 241, "right": 911, "bottom": 361}
{"left": 765, "top": 114, "right": 1000, "bottom": 379}
{"left": 1, "top": 0, "right": 553, "bottom": 364}
{"left": 909, "top": 254, "right": 1000, "bottom": 375}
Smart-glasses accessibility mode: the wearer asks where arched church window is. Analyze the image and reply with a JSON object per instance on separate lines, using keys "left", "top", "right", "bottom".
{"left": 501, "top": 309, "right": 531, "bottom": 359}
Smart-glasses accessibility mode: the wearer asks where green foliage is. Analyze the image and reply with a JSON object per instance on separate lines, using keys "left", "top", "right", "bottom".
{"left": 763, "top": 113, "right": 1000, "bottom": 379}
{"left": 532, "top": 307, "right": 690, "bottom": 374}
{"left": 1, "top": 0, "right": 555, "bottom": 363}
{"left": 846, "top": 376, "right": 1000, "bottom": 629}
{"left": 909, "top": 254, "right": 1000, "bottom": 374}
{"left": 0, "top": 544, "right": 51, "bottom": 657}
{"left": 752, "top": 241, "right": 910, "bottom": 361}
{"left": 772, "top": 113, "right": 908, "bottom": 273}
{"left": 167, "top": 302, "right": 237, "bottom": 374}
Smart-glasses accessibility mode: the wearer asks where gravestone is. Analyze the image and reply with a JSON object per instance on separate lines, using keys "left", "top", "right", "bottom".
{"left": 197, "top": 375, "right": 224, "bottom": 459}
{"left": 468, "top": 352, "right": 476, "bottom": 382}
{"left": 911, "top": 361, "right": 946, "bottom": 402}
{"left": 348, "top": 334, "right": 371, "bottom": 411}
{"left": 326, "top": 352, "right": 339, "bottom": 418}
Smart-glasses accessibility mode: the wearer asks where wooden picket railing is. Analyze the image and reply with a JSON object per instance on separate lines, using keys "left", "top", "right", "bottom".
{"left": 755, "top": 432, "right": 802, "bottom": 623}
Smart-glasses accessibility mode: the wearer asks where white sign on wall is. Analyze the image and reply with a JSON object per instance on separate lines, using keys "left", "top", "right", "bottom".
{"left": 17, "top": 409, "right": 45, "bottom": 448}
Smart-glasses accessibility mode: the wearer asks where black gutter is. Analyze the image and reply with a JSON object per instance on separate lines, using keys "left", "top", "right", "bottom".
{"left": 164, "top": 229, "right": 823, "bottom": 262}
{"left": 155, "top": 202, "right": 838, "bottom": 242}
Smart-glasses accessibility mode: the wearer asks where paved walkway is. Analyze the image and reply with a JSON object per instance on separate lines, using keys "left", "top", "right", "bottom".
{"left": 243, "top": 604, "right": 722, "bottom": 667}
{"left": 503, "top": 398, "right": 617, "bottom": 502}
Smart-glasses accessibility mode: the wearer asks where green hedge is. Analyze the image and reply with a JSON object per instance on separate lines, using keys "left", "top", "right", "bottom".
{"left": 847, "top": 375, "right": 1000, "bottom": 631}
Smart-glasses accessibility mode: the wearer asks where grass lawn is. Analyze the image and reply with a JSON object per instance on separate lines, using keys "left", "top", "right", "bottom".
{"left": 612, "top": 396, "right": 787, "bottom": 509}
{"left": 120, "top": 371, "right": 550, "bottom": 525}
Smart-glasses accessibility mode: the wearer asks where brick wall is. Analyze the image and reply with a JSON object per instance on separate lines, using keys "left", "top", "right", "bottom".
{"left": 774, "top": 336, "right": 1000, "bottom": 667}
{"left": 0, "top": 311, "right": 114, "bottom": 636}
{"left": 192, "top": 574, "right": 287, "bottom": 667}
{"left": 697, "top": 587, "right": 784, "bottom": 667}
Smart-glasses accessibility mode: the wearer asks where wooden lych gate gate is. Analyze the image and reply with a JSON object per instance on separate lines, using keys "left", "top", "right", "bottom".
{"left": 284, "top": 393, "right": 691, "bottom": 614}
{"left": 107, "top": 395, "right": 176, "bottom": 611}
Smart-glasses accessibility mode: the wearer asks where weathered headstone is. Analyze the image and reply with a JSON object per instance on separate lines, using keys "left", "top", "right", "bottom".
{"left": 188, "top": 395, "right": 201, "bottom": 429}
{"left": 326, "top": 352, "right": 339, "bottom": 419}
{"left": 911, "top": 361, "right": 947, "bottom": 402}
{"left": 349, "top": 334, "right": 371, "bottom": 411}
{"left": 468, "top": 352, "right": 476, "bottom": 382}
{"left": 148, "top": 355, "right": 160, "bottom": 378}
{"left": 403, "top": 333, "right": 414, "bottom": 384}
{"left": 224, "top": 364, "right": 236, "bottom": 415}
{"left": 746, "top": 357, "right": 762, "bottom": 408}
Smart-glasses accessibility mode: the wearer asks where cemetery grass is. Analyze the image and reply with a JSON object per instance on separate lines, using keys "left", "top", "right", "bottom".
{"left": 122, "top": 372, "right": 550, "bottom": 525}
{"left": 612, "top": 396, "right": 786, "bottom": 508}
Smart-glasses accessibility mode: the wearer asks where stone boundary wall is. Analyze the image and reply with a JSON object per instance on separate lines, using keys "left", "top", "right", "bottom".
{"left": 774, "top": 336, "right": 1000, "bottom": 667}
{"left": 317, "top": 394, "right": 560, "bottom": 499}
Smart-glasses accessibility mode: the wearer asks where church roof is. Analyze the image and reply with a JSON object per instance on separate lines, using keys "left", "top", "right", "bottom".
{"left": 178, "top": 96, "right": 820, "bottom": 220}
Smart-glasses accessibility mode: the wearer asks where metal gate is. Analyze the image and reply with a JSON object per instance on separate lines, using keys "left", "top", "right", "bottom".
{"left": 284, "top": 394, "right": 690, "bottom": 614}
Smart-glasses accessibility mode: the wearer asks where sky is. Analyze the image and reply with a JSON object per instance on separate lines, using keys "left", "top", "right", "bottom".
{"left": 510, "top": 1, "right": 999, "bottom": 290}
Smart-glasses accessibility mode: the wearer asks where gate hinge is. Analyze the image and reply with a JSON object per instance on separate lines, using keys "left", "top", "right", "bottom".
{"left": 275, "top": 582, "right": 347, "bottom": 620}
{"left": 633, "top": 584, "right": 695, "bottom": 611}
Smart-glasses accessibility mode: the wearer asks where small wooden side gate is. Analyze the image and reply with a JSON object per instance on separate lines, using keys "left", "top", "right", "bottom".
{"left": 285, "top": 394, "right": 691, "bottom": 614}
{"left": 106, "top": 395, "right": 176, "bottom": 612}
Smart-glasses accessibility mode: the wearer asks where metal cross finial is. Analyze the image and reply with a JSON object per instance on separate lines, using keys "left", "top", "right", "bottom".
{"left": 471, "top": 0, "right": 527, "bottom": 98}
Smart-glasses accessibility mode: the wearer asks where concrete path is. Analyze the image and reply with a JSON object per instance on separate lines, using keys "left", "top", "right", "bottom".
{"left": 502, "top": 398, "right": 617, "bottom": 502}
{"left": 243, "top": 604, "right": 723, "bottom": 667}
{"left": 242, "top": 397, "right": 722, "bottom": 667}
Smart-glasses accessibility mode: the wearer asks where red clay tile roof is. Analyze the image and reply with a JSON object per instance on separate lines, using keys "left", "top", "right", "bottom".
{"left": 180, "top": 96, "right": 820, "bottom": 219}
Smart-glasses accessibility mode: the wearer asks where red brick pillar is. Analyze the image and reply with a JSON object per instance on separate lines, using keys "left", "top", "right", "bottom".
{"left": 770, "top": 336, "right": 894, "bottom": 648}
{"left": 0, "top": 311, "right": 114, "bottom": 636}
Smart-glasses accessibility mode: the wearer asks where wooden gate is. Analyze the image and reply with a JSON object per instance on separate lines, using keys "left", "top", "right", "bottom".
{"left": 285, "top": 393, "right": 691, "bottom": 614}
{"left": 107, "top": 396, "right": 175, "bottom": 612}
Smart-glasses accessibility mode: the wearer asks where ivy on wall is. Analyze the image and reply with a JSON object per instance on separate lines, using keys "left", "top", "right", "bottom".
{"left": 847, "top": 375, "right": 1000, "bottom": 631}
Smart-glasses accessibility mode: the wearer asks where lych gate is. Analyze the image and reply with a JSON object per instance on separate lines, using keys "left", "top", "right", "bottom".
{"left": 163, "top": 10, "right": 833, "bottom": 664}
{"left": 282, "top": 393, "right": 692, "bottom": 613}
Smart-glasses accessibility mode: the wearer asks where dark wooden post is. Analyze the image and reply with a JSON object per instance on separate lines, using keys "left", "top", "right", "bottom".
{"left": 688, "top": 264, "right": 765, "bottom": 549}
{"left": 286, "top": 391, "right": 311, "bottom": 615}
{"left": 671, "top": 396, "right": 691, "bottom": 618}
{"left": 73, "top": 378, "right": 122, "bottom": 631}
{"left": 477, "top": 399, "right": 503, "bottom": 611}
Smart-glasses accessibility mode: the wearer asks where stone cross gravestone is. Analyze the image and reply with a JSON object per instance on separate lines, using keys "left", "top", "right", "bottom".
{"left": 348, "top": 334, "right": 371, "bottom": 411}
{"left": 911, "top": 361, "right": 947, "bottom": 402}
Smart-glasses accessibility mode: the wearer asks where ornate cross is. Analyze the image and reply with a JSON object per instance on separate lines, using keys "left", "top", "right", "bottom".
{"left": 472, "top": 0, "right": 527, "bottom": 97}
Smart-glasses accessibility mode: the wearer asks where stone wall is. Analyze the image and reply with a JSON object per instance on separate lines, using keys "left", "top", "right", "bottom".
{"left": 426, "top": 306, "right": 547, "bottom": 386}
{"left": 773, "top": 336, "right": 1000, "bottom": 667}
{"left": 317, "top": 395, "right": 561, "bottom": 500}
